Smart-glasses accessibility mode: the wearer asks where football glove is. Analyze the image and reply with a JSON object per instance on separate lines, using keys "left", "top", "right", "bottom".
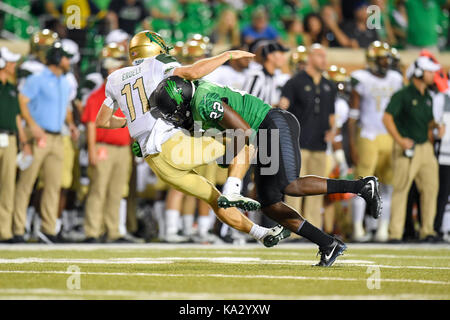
{"left": 132, "top": 141, "right": 143, "bottom": 158}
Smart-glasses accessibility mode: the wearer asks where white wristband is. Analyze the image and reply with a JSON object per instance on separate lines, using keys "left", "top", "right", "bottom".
{"left": 103, "top": 97, "right": 115, "bottom": 109}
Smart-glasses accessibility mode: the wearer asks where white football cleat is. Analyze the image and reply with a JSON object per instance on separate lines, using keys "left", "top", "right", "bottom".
{"left": 260, "top": 225, "right": 291, "bottom": 247}
{"left": 217, "top": 193, "right": 261, "bottom": 211}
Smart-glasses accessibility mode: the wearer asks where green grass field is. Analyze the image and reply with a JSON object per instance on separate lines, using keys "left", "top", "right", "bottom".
{"left": 0, "top": 243, "right": 449, "bottom": 300}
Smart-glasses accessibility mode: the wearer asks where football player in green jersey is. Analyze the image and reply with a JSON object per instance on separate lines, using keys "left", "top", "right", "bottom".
{"left": 150, "top": 76, "right": 384, "bottom": 266}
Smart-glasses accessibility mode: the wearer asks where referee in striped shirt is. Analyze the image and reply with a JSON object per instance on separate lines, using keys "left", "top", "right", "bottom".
{"left": 242, "top": 41, "right": 289, "bottom": 106}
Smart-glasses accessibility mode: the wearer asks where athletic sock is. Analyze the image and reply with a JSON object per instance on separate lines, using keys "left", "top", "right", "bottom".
{"left": 55, "top": 219, "right": 62, "bottom": 234}
{"left": 352, "top": 196, "right": 366, "bottom": 225}
{"left": 208, "top": 209, "right": 216, "bottom": 230}
{"left": 296, "top": 220, "right": 334, "bottom": 247}
{"left": 166, "top": 209, "right": 180, "bottom": 235}
{"left": 365, "top": 215, "right": 378, "bottom": 232}
{"left": 222, "top": 177, "right": 242, "bottom": 195}
{"left": 380, "top": 184, "right": 393, "bottom": 223}
{"left": 249, "top": 224, "right": 269, "bottom": 241}
{"left": 182, "top": 214, "right": 195, "bottom": 236}
{"left": 327, "top": 178, "right": 364, "bottom": 194}
{"left": 198, "top": 216, "right": 210, "bottom": 237}
{"left": 119, "top": 199, "right": 127, "bottom": 237}
{"left": 154, "top": 200, "right": 166, "bottom": 239}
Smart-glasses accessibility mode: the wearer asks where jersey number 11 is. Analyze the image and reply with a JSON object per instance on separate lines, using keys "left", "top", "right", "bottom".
{"left": 121, "top": 77, "right": 149, "bottom": 121}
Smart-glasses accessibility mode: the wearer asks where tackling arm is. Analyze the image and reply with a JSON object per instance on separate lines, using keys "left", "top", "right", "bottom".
{"left": 218, "top": 102, "right": 255, "bottom": 180}
{"left": 173, "top": 50, "right": 255, "bottom": 80}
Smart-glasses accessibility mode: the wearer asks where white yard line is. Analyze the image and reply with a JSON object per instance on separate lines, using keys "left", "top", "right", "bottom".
{"left": 347, "top": 254, "right": 450, "bottom": 260}
{"left": 0, "top": 256, "right": 449, "bottom": 270}
{"left": 0, "top": 258, "right": 174, "bottom": 265}
{"left": 0, "top": 270, "right": 448, "bottom": 286}
{"left": 0, "top": 243, "right": 449, "bottom": 251}
{"left": 0, "top": 257, "right": 374, "bottom": 265}
{"left": 0, "top": 288, "right": 447, "bottom": 300}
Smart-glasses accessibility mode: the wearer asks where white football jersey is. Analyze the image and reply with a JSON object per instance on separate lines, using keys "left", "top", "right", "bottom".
{"left": 104, "top": 55, "right": 181, "bottom": 156}
{"left": 335, "top": 97, "right": 349, "bottom": 129}
{"left": 203, "top": 65, "right": 248, "bottom": 91}
{"left": 65, "top": 72, "right": 78, "bottom": 103}
{"left": 351, "top": 69, "right": 403, "bottom": 140}
{"left": 432, "top": 89, "right": 450, "bottom": 165}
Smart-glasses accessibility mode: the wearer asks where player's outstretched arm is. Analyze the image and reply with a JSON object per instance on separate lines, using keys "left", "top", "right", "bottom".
{"left": 95, "top": 103, "right": 127, "bottom": 129}
{"left": 173, "top": 50, "right": 255, "bottom": 80}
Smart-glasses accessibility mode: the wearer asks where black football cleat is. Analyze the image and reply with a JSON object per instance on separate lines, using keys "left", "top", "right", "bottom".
{"left": 358, "top": 176, "right": 382, "bottom": 219}
{"left": 315, "top": 236, "right": 347, "bottom": 267}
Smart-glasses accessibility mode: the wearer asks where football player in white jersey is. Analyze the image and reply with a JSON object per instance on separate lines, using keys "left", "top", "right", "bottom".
{"left": 164, "top": 37, "right": 216, "bottom": 243}
{"left": 95, "top": 31, "right": 291, "bottom": 246}
{"left": 348, "top": 41, "right": 403, "bottom": 242}
{"left": 17, "top": 29, "right": 59, "bottom": 91}
{"left": 328, "top": 65, "right": 350, "bottom": 177}
{"left": 321, "top": 65, "right": 351, "bottom": 235}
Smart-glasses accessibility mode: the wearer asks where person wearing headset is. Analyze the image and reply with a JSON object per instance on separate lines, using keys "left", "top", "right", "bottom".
{"left": 0, "top": 47, "right": 29, "bottom": 243}
{"left": 383, "top": 56, "right": 446, "bottom": 243}
{"left": 13, "top": 42, "right": 75, "bottom": 243}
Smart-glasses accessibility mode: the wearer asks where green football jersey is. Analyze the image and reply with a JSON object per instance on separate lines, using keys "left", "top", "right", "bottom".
{"left": 191, "top": 80, "right": 272, "bottom": 132}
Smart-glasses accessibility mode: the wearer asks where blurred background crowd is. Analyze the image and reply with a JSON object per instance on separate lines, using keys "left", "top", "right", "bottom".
{"left": 0, "top": 0, "right": 449, "bottom": 245}
{"left": 2, "top": 0, "right": 450, "bottom": 72}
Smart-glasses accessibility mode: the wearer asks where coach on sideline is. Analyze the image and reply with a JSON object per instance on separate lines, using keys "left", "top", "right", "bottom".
{"left": 13, "top": 42, "right": 75, "bottom": 243}
{"left": 0, "top": 48, "right": 29, "bottom": 243}
{"left": 383, "top": 56, "right": 445, "bottom": 243}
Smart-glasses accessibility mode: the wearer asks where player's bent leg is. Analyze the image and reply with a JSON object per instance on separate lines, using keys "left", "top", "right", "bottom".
{"left": 162, "top": 171, "right": 286, "bottom": 247}
{"left": 261, "top": 201, "right": 346, "bottom": 267}
{"left": 284, "top": 175, "right": 382, "bottom": 219}
{"left": 146, "top": 154, "right": 286, "bottom": 246}
{"left": 162, "top": 131, "right": 261, "bottom": 211}
{"left": 211, "top": 199, "right": 288, "bottom": 247}
{"left": 218, "top": 144, "right": 261, "bottom": 211}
